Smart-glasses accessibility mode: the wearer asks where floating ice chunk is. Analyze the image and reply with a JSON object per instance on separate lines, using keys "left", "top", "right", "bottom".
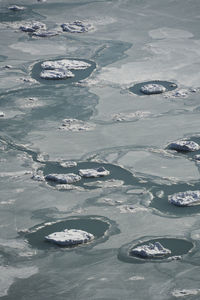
{"left": 79, "top": 167, "right": 110, "bottom": 178}
{"left": 84, "top": 179, "right": 124, "bottom": 188}
{"left": 45, "top": 229, "right": 94, "bottom": 246}
{"left": 45, "top": 173, "right": 81, "bottom": 184}
{"left": 172, "top": 289, "right": 200, "bottom": 298}
{"left": 8, "top": 5, "right": 25, "bottom": 11}
{"left": 32, "top": 30, "right": 59, "bottom": 37}
{"left": 59, "top": 161, "right": 77, "bottom": 168}
{"left": 140, "top": 84, "right": 166, "bottom": 95}
{"left": 40, "top": 69, "right": 74, "bottom": 79}
{"left": 19, "top": 22, "right": 46, "bottom": 33}
{"left": 168, "top": 190, "right": 200, "bottom": 207}
{"left": 112, "top": 111, "right": 151, "bottom": 122}
{"left": 61, "top": 21, "right": 93, "bottom": 33}
{"left": 59, "top": 118, "right": 95, "bottom": 132}
{"left": 41, "top": 59, "right": 91, "bottom": 70}
{"left": 194, "top": 154, "right": 200, "bottom": 161}
{"left": 131, "top": 242, "right": 171, "bottom": 258}
{"left": 168, "top": 140, "right": 200, "bottom": 152}
{"left": 0, "top": 112, "right": 5, "bottom": 117}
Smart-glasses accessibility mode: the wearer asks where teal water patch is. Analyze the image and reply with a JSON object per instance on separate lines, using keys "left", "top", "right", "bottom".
{"left": 23, "top": 215, "right": 119, "bottom": 250}
{"left": 31, "top": 58, "right": 96, "bottom": 85}
{"left": 118, "top": 237, "right": 194, "bottom": 264}
{"left": 129, "top": 81, "right": 177, "bottom": 96}
{"left": 0, "top": 6, "right": 44, "bottom": 22}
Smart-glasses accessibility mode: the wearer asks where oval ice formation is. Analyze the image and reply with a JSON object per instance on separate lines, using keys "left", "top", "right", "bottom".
{"left": 45, "top": 229, "right": 94, "bottom": 246}
{"left": 168, "top": 190, "right": 200, "bottom": 207}
{"left": 168, "top": 140, "right": 200, "bottom": 152}
{"left": 45, "top": 173, "right": 81, "bottom": 184}
{"left": 61, "top": 21, "right": 93, "bottom": 33}
{"left": 59, "top": 161, "right": 77, "bottom": 168}
{"left": 40, "top": 69, "right": 74, "bottom": 80}
{"left": 41, "top": 59, "right": 91, "bottom": 70}
{"left": 130, "top": 242, "right": 171, "bottom": 258}
{"left": 140, "top": 84, "right": 166, "bottom": 95}
{"left": 79, "top": 167, "right": 110, "bottom": 178}
{"left": 8, "top": 5, "right": 25, "bottom": 11}
{"left": 19, "top": 22, "right": 46, "bottom": 32}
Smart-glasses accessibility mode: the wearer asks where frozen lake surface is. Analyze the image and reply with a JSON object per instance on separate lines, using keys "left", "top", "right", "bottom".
{"left": 0, "top": 0, "right": 200, "bottom": 299}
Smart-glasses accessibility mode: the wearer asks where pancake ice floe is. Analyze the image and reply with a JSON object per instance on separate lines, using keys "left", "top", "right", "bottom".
{"left": 140, "top": 84, "right": 166, "bottom": 95}
{"left": 45, "top": 173, "right": 81, "bottom": 184}
{"left": 79, "top": 167, "right": 110, "bottom": 178}
{"left": 168, "top": 190, "right": 200, "bottom": 206}
{"left": 41, "top": 59, "right": 91, "bottom": 70}
{"left": 40, "top": 69, "right": 74, "bottom": 79}
{"left": 130, "top": 242, "right": 171, "bottom": 258}
{"left": 45, "top": 229, "right": 94, "bottom": 246}
{"left": 61, "top": 21, "right": 93, "bottom": 33}
{"left": 168, "top": 140, "right": 200, "bottom": 152}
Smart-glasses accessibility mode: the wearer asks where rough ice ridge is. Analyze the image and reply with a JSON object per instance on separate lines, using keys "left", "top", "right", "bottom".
{"left": 131, "top": 242, "right": 171, "bottom": 258}
{"left": 40, "top": 69, "right": 74, "bottom": 79}
{"left": 140, "top": 84, "right": 166, "bottom": 95}
{"left": 45, "top": 173, "right": 81, "bottom": 184}
{"left": 168, "top": 140, "right": 200, "bottom": 152}
{"left": 59, "top": 118, "right": 95, "bottom": 132}
{"left": 45, "top": 229, "right": 94, "bottom": 246}
{"left": 8, "top": 5, "right": 25, "bottom": 11}
{"left": 32, "top": 30, "right": 59, "bottom": 37}
{"left": 168, "top": 190, "right": 200, "bottom": 206}
{"left": 61, "top": 21, "right": 93, "bottom": 33}
{"left": 79, "top": 167, "right": 110, "bottom": 178}
{"left": 41, "top": 59, "right": 91, "bottom": 70}
{"left": 112, "top": 111, "right": 151, "bottom": 122}
{"left": 19, "top": 22, "right": 46, "bottom": 33}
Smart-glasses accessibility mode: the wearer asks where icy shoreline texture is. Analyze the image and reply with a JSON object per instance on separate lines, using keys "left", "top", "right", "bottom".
{"left": 45, "top": 229, "right": 94, "bottom": 246}
{"left": 45, "top": 173, "right": 81, "bottom": 184}
{"left": 168, "top": 190, "right": 200, "bottom": 206}
{"left": 130, "top": 242, "right": 171, "bottom": 258}
{"left": 168, "top": 140, "right": 200, "bottom": 152}
{"left": 79, "top": 167, "right": 110, "bottom": 178}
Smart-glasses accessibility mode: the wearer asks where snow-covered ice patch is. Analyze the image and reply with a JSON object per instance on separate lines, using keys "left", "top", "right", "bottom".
{"left": 61, "top": 21, "right": 93, "bottom": 33}
{"left": 168, "top": 140, "right": 200, "bottom": 152}
{"left": 79, "top": 166, "right": 110, "bottom": 178}
{"left": 59, "top": 161, "right": 77, "bottom": 168}
{"left": 59, "top": 118, "right": 95, "bottom": 132}
{"left": 45, "top": 229, "right": 94, "bottom": 246}
{"left": 168, "top": 190, "right": 200, "bottom": 207}
{"left": 140, "top": 83, "right": 166, "bottom": 95}
{"left": 172, "top": 289, "right": 200, "bottom": 298}
{"left": 130, "top": 242, "right": 171, "bottom": 258}
{"left": 112, "top": 111, "right": 151, "bottom": 122}
{"left": 41, "top": 59, "right": 91, "bottom": 70}
{"left": 45, "top": 173, "right": 81, "bottom": 184}
{"left": 19, "top": 22, "right": 46, "bottom": 33}
{"left": 40, "top": 69, "right": 74, "bottom": 80}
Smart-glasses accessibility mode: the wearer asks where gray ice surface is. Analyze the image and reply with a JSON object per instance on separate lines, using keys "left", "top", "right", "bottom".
{"left": 45, "top": 173, "right": 81, "bottom": 184}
